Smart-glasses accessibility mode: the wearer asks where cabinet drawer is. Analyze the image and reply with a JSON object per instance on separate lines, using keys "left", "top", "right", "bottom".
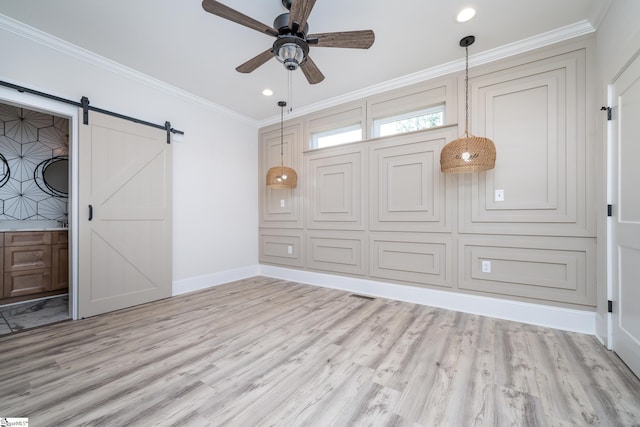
{"left": 4, "top": 231, "right": 52, "bottom": 247}
{"left": 5, "top": 245, "right": 52, "bottom": 272}
{"left": 4, "top": 269, "right": 51, "bottom": 298}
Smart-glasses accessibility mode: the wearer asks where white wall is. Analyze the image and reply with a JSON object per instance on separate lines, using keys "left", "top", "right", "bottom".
{"left": 0, "top": 18, "right": 259, "bottom": 294}
{"left": 594, "top": 0, "right": 640, "bottom": 344}
{"left": 596, "top": 0, "right": 640, "bottom": 82}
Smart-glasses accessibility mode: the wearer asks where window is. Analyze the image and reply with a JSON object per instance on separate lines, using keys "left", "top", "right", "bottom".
{"left": 373, "top": 104, "right": 445, "bottom": 138}
{"left": 310, "top": 124, "right": 362, "bottom": 149}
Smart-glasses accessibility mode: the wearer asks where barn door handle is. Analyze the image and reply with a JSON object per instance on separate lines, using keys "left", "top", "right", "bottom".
{"left": 88, "top": 204, "right": 93, "bottom": 221}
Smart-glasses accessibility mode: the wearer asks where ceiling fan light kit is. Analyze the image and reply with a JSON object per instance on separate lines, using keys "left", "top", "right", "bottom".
{"left": 267, "top": 101, "right": 298, "bottom": 189}
{"left": 440, "top": 35, "right": 496, "bottom": 174}
{"left": 201, "top": 0, "right": 375, "bottom": 84}
{"left": 274, "top": 38, "right": 308, "bottom": 71}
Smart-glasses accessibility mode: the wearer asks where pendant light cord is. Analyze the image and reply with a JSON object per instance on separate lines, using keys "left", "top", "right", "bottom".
{"left": 280, "top": 102, "right": 285, "bottom": 169}
{"left": 464, "top": 45, "right": 469, "bottom": 138}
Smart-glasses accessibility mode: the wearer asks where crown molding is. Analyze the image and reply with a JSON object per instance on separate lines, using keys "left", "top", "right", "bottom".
{"left": 0, "top": 13, "right": 595, "bottom": 129}
{"left": 0, "top": 14, "right": 258, "bottom": 127}
{"left": 257, "top": 19, "right": 596, "bottom": 127}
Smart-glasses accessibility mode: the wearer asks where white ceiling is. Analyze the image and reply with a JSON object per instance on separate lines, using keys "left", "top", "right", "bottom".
{"left": 0, "top": 0, "right": 609, "bottom": 123}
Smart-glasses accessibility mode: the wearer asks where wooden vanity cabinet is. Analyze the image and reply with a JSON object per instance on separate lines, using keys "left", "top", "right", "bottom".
{"left": 0, "top": 230, "right": 68, "bottom": 304}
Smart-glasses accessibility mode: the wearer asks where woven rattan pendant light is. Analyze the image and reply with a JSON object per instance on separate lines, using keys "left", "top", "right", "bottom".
{"left": 266, "top": 101, "right": 297, "bottom": 189}
{"left": 440, "top": 36, "right": 496, "bottom": 174}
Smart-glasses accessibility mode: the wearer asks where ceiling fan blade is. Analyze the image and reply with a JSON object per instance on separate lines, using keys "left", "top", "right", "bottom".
{"left": 307, "top": 30, "right": 375, "bottom": 49}
{"left": 288, "top": 0, "right": 317, "bottom": 33}
{"left": 202, "top": 0, "right": 278, "bottom": 37}
{"left": 300, "top": 56, "right": 325, "bottom": 84}
{"left": 236, "top": 49, "right": 274, "bottom": 73}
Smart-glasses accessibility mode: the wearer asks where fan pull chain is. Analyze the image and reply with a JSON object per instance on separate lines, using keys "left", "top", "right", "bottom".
{"left": 287, "top": 70, "right": 294, "bottom": 113}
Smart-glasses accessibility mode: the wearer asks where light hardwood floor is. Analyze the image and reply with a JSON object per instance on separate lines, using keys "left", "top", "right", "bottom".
{"left": 0, "top": 276, "right": 639, "bottom": 426}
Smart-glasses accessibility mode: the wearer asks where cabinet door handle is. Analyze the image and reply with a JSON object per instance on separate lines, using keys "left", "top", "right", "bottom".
{"left": 88, "top": 204, "right": 93, "bottom": 221}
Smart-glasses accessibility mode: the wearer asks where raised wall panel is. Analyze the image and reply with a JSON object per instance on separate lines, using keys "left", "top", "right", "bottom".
{"left": 460, "top": 49, "right": 593, "bottom": 237}
{"left": 306, "top": 231, "right": 366, "bottom": 276}
{"left": 458, "top": 235, "right": 596, "bottom": 307}
{"left": 305, "top": 143, "right": 367, "bottom": 230}
{"left": 370, "top": 232, "right": 453, "bottom": 288}
{"left": 366, "top": 77, "right": 456, "bottom": 137}
{"left": 259, "top": 122, "right": 303, "bottom": 228}
{"left": 370, "top": 126, "right": 456, "bottom": 232}
{"left": 259, "top": 229, "right": 304, "bottom": 267}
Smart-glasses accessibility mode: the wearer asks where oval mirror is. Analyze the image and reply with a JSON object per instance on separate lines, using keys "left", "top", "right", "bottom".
{"left": 43, "top": 158, "right": 69, "bottom": 195}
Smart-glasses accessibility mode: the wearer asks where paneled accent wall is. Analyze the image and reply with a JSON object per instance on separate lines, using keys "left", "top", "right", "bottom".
{"left": 258, "top": 37, "right": 597, "bottom": 310}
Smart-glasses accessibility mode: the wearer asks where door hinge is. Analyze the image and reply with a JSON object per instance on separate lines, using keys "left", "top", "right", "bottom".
{"left": 608, "top": 204, "right": 613, "bottom": 217}
{"left": 608, "top": 300, "right": 613, "bottom": 313}
{"left": 601, "top": 106, "right": 612, "bottom": 121}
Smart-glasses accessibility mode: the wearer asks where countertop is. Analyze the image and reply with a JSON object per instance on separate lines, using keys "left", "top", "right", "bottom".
{"left": 0, "top": 221, "right": 68, "bottom": 232}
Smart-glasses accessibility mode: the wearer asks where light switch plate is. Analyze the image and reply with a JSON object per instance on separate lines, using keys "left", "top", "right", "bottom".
{"left": 495, "top": 189, "right": 505, "bottom": 202}
{"left": 280, "top": 199, "right": 285, "bottom": 208}
{"left": 481, "top": 260, "right": 491, "bottom": 273}
{"left": 287, "top": 245, "right": 293, "bottom": 254}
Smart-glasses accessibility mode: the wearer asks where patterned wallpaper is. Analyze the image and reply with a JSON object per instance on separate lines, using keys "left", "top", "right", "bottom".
{"left": 0, "top": 102, "right": 69, "bottom": 221}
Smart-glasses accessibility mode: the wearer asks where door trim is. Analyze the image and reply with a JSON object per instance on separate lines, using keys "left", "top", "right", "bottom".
{"left": 0, "top": 86, "right": 79, "bottom": 320}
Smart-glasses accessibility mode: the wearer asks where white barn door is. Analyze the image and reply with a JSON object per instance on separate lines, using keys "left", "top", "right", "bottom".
{"left": 611, "top": 54, "right": 640, "bottom": 378}
{"left": 78, "top": 110, "right": 172, "bottom": 318}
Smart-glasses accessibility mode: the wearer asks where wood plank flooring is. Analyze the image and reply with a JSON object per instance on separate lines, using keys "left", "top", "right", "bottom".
{"left": 0, "top": 276, "right": 639, "bottom": 426}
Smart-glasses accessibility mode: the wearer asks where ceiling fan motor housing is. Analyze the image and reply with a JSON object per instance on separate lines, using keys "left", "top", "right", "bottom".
{"left": 281, "top": 0, "right": 293, "bottom": 10}
{"left": 273, "top": 13, "right": 308, "bottom": 36}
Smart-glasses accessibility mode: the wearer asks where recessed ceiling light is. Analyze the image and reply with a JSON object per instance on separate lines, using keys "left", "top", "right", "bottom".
{"left": 457, "top": 7, "right": 476, "bottom": 23}
{"left": 262, "top": 89, "right": 274, "bottom": 96}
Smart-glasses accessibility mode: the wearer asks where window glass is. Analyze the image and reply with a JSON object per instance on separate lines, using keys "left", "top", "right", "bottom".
{"left": 311, "top": 124, "right": 362, "bottom": 149}
{"left": 373, "top": 104, "right": 445, "bottom": 137}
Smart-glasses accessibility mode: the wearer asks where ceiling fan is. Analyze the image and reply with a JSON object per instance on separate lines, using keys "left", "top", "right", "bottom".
{"left": 201, "top": 0, "right": 375, "bottom": 84}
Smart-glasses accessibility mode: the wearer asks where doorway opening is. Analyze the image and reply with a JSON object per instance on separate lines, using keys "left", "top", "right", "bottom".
{"left": 0, "top": 85, "right": 79, "bottom": 335}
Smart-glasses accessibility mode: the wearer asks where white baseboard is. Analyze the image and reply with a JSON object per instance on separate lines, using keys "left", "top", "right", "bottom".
{"left": 259, "top": 265, "right": 596, "bottom": 335}
{"left": 172, "top": 265, "right": 260, "bottom": 296}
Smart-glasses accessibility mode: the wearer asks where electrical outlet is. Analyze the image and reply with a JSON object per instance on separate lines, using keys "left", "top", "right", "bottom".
{"left": 287, "top": 245, "right": 293, "bottom": 254}
{"left": 280, "top": 199, "right": 285, "bottom": 208}
{"left": 481, "top": 260, "right": 491, "bottom": 273}
{"left": 495, "top": 189, "right": 505, "bottom": 202}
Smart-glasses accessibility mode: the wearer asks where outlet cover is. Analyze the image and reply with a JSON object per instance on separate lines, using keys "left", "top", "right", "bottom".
{"left": 481, "top": 260, "right": 491, "bottom": 273}
{"left": 287, "top": 245, "right": 293, "bottom": 254}
{"left": 280, "top": 199, "right": 285, "bottom": 208}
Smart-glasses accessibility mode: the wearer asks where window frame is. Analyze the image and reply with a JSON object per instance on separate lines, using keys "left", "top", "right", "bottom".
{"left": 372, "top": 104, "right": 445, "bottom": 138}
{"left": 309, "top": 123, "right": 363, "bottom": 150}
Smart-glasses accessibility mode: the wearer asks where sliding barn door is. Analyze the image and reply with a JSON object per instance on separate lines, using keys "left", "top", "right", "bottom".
{"left": 611, "top": 54, "right": 640, "bottom": 378}
{"left": 78, "top": 110, "right": 172, "bottom": 318}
